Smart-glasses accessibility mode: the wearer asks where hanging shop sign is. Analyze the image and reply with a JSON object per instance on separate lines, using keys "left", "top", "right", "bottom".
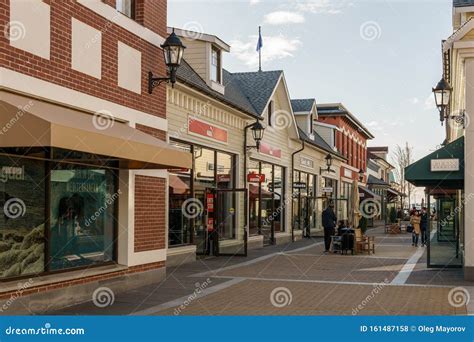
{"left": 431, "top": 159, "right": 460, "bottom": 172}
{"left": 217, "top": 174, "right": 231, "bottom": 183}
{"left": 247, "top": 173, "right": 265, "bottom": 183}
{"left": 188, "top": 117, "right": 228, "bottom": 144}
{"left": 259, "top": 142, "right": 282, "bottom": 159}
{"left": 322, "top": 187, "right": 333, "bottom": 193}
{"left": 293, "top": 182, "right": 307, "bottom": 189}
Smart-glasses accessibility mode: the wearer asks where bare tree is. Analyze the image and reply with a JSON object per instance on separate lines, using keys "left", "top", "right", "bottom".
{"left": 392, "top": 142, "right": 415, "bottom": 209}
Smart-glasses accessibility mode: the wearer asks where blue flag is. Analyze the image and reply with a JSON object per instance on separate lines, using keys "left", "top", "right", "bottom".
{"left": 256, "top": 29, "right": 263, "bottom": 52}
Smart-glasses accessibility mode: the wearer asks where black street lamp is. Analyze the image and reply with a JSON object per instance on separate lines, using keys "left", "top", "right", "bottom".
{"left": 358, "top": 168, "right": 365, "bottom": 182}
{"left": 320, "top": 153, "right": 334, "bottom": 174}
{"left": 250, "top": 120, "right": 265, "bottom": 149}
{"left": 148, "top": 29, "right": 186, "bottom": 94}
{"left": 432, "top": 77, "right": 452, "bottom": 124}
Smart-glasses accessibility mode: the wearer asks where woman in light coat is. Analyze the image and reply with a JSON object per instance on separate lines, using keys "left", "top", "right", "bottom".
{"left": 410, "top": 211, "right": 421, "bottom": 247}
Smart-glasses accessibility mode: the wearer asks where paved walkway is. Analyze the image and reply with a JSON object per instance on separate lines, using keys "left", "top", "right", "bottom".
{"left": 48, "top": 226, "right": 473, "bottom": 316}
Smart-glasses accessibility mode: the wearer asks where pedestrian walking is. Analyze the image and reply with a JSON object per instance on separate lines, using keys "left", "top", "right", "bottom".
{"left": 410, "top": 210, "right": 421, "bottom": 247}
{"left": 420, "top": 207, "right": 429, "bottom": 246}
{"left": 322, "top": 202, "right": 337, "bottom": 254}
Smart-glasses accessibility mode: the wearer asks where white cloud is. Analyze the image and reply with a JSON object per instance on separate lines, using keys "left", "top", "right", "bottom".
{"left": 249, "top": 0, "right": 260, "bottom": 5}
{"left": 230, "top": 34, "right": 303, "bottom": 68}
{"left": 424, "top": 95, "right": 436, "bottom": 110}
{"left": 294, "top": 0, "right": 352, "bottom": 15}
{"left": 409, "top": 97, "right": 419, "bottom": 105}
{"left": 264, "top": 11, "right": 305, "bottom": 25}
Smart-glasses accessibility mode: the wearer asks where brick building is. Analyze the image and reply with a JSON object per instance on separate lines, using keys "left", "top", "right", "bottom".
{"left": 0, "top": 0, "right": 191, "bottom": 313}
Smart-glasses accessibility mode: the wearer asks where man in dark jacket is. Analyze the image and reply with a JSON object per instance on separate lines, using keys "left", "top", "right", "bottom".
{"left": 420, "top": 207, "right": 429, "bottom": 246}
{"left": 322, "top": 202, "right": 337, "bottom": 253}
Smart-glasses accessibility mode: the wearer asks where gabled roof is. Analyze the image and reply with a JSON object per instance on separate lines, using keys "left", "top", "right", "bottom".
{"left": 297, "top": 127, "right": 345, "bottom": 160}
{"left": 291, "top": 99, "right": 316, "bottom": 113}
{"left": 443, "top": 16, "right": 474, "bottom": 51}
{"left": 169, "top": 27, "right": 230, "bottom": 52}
{"left": 228, "top": 70, "right": 283, "bottom": 116}
{"left": 316, "top": 103, "right": 374, "bottom": 139}
{"left": 176, "top": 59, "right": 258, "bottom": 118}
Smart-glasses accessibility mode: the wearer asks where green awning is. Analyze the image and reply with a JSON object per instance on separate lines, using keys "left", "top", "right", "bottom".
{"left": 405, "top": 136, "right": 464, "bottom": 189}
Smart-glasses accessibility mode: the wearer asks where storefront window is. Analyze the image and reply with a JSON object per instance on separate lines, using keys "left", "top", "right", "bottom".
{"left": 248, "top": 160, "right": 286, "bottom": 242}
{"left": 293, "top": 171, "right": 317, "bottom": 233}
{"left": 0, "top": 155, "right": 46, "bottom": 279}
{"left": 49, "top": 165, "right": 116, "bottom": 271}
{"left": 169, "top": 142, "right": 192, "bottom": 246}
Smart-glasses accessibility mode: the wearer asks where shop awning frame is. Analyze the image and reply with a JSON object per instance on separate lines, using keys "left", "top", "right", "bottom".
{"left": 0, "top": 92, "right": 192, "bottom": 170}
{"left": 405, "top": 136, "right": 464, "bottom": 189}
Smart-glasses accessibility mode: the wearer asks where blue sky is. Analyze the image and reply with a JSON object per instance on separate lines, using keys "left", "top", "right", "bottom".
{"left": 168, "top": 0, "right": 453, "bottom": 162}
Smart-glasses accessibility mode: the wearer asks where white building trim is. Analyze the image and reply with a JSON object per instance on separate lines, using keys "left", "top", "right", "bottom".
{"left": 0, "top": 67, "right": 168, "bottom": 131}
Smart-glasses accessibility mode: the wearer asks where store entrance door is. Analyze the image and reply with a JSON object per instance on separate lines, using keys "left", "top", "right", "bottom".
{"left": 215, "top": 188, "right": 248, "bottom": 256}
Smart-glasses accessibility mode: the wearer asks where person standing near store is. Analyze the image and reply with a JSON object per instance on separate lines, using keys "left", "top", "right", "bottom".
{"left": 322, "top": 202, "right": 337, "bottom": 254}
{"left": 420, "top": 207, "right": 429, "bottom": 246}
{"left": 410, "top": 210, "right": 421, "bottom": 247}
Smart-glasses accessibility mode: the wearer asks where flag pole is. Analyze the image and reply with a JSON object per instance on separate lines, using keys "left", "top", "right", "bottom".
{"left": 258, "top": 26, "right": 262, "bottom": 72}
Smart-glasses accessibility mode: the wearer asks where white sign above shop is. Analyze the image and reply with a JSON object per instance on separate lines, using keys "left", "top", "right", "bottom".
{"left": 430, "top": 159, "right": 460, "bottom": 172}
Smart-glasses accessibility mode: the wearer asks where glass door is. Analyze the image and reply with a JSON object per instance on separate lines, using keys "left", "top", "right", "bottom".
{"left": 215, "top": 189, "right": 248, "bottom": 256}
{"left": 428, "top": 194, "right": 461, "bottom": 268}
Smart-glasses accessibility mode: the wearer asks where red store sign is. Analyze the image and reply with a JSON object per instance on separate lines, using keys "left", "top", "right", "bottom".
{"left": 259, "top": 142, "right": 282, "bottom": 158}
{"left": 247, "top": 173, "right": 265, "bottom": 183}
{"left": 188, "top": 117, "right": 228, "bottom": 144}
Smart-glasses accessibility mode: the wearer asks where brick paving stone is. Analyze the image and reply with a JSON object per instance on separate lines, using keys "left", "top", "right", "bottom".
{"left": 156, "top": 279, "right": 466, "bottom": 316}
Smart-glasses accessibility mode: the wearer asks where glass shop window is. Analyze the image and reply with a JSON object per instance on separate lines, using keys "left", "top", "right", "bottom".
{"left": 0, "top": 155, "right": 46, "bottom": 279}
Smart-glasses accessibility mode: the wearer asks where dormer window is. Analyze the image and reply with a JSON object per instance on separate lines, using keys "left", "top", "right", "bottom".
{"left": 116, "top": 0, "right": 135, "bottom": 19}
{"left": 268, "top": 100, "right": 274, "bottom": 126}
{"left": 211, "top": 46, "right": 221, "bottom": 83}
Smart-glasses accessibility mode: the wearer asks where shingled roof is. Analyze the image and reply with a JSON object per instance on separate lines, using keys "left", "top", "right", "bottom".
{"left": 176, "top": 62, "right": 285, "bottom": 119}
{"left": 297, "top": 127, "right": 345, "bottom": 159}
{"left": 454, "top": 0, "right": 474, "bottom": 7}
{"left": 227, "top": 70, "right": 283, "bottom": 116}
{"left": 176, "top": 59, "right": 257, "bottom": 117}
{"left": 291, "top": 99, "right": 316, "bottom": 113}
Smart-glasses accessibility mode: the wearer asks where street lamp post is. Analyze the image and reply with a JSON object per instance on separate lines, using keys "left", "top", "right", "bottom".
{"left": 320, "top": 153, "right": 334, "bottom": 174}
{"left": 358, "top": 168, "right": 364, "bottom": 182}
{"left": 432, "top": 77, "right": 465, "bottom": 128}
{"left": 148, "top": 29, "right": 186, "bottom": 94}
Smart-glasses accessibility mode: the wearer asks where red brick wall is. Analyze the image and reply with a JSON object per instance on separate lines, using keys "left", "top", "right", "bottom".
{"left": 0, "top": 0, "right": 167, "bottom": 119}
{"left": 318, "top": 116, "right": 368, "bottom": 172}
{"left": 134, "top": 175, "right": 166, "bottom": 252}
{"left": 136, "top": 124, "right": 166, "bottom": 141}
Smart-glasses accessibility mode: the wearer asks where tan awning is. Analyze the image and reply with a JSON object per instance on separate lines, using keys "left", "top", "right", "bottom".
{"left": 0, "top": 91, "right": 192, "bottom": 170}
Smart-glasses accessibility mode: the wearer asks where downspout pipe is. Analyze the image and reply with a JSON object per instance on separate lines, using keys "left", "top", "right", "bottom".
{"left": 291, "top": 140, "right": 305, "bottom": 242}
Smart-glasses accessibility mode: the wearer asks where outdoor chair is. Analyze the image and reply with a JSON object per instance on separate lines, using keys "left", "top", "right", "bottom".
{"left": 354, "top": 228, "right": 375, "bottom": 255}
